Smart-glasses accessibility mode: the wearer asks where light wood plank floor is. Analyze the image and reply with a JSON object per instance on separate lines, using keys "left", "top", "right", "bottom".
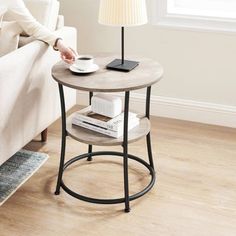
{"left": 1, "top": 109, "right": 236, "bottom": 236}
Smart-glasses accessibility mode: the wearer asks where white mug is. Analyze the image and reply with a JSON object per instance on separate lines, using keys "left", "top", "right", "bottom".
{"left": 74, "top": 55, "right": 94, "bottom": 70}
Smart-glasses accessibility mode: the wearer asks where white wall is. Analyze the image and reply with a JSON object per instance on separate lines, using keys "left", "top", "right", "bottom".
{"left": 60, "top": 0, "right": 236, "bottom": 127}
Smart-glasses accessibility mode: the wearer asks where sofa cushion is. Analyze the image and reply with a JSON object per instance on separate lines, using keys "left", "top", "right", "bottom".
{"left": 0, "top": 21, "right": 22, "bottom": 57}
{"left": 4, "top": 0, "right": 60, "bottom": 31}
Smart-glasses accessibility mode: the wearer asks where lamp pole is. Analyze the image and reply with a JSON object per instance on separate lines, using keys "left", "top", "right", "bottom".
{"left": 106, "top": 26, "right": 139, "bottom": 72}
{"left": 121, "top": 27, "right": 124, "bottom": 64}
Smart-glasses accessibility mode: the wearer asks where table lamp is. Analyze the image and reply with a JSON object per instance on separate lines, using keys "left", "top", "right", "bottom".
{"left": 98, "top": 0, "right": 148, "bottom": 72}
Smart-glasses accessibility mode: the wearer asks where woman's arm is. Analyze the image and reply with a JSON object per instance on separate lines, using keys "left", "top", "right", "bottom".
{"left": 7, "top": 0, "right": 76, "bottom": 63}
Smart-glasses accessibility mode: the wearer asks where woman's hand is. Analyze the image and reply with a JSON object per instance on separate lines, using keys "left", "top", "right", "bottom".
{"left": 57, "top": 40, "right": 77, "bottom": 64}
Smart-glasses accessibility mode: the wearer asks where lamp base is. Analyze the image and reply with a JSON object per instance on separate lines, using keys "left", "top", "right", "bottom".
{"left": 106, "top": 59, "right": 139, "bottom": 72}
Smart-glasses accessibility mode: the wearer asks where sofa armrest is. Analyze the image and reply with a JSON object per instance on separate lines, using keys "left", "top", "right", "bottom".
{"left": 0, "top": 26, "right": 77, "bottom": 130}
{"left": 0, "top": 40, "right": 45, "bottom": 128}
{"left": 0, "top": 25, "right": 77, "bottom": 164}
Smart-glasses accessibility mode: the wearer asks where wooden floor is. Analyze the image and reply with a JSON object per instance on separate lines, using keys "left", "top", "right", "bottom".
{"left": 1, "top": 109, "right": 236, "bottom": 236}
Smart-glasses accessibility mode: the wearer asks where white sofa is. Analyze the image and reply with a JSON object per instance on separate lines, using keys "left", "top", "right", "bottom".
{"left": 0, "top": 0, "right": 77, "bottom": 165}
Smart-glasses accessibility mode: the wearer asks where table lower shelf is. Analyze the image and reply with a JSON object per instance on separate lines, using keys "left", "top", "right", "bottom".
{"left": 66, "top": 114, "right": 151, "bottom": 146}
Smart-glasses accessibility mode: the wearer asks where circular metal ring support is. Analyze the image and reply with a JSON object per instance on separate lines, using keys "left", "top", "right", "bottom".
{"left": 60, "top": 151, "right": 156, "bottom": 205}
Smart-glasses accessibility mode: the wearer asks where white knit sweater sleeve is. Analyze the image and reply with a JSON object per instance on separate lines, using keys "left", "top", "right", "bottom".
{"left": 5, "top": 0, "right": 58, "bottom": 46}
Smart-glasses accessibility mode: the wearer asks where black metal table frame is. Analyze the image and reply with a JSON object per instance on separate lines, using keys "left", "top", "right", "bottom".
{"left": 54, "top": 84, "right": 156, "bottom": 213}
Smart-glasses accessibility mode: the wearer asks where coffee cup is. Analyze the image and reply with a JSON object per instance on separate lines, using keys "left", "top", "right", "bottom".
{"left": 74, "top": 55, "right": 94, "bottom": 71}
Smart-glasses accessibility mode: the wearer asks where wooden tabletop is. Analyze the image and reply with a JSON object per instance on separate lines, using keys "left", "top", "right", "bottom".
{"left": 52, "top": 53, "right": 163, "bottom": 92}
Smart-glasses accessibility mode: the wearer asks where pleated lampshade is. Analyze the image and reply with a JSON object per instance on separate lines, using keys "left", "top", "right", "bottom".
{"left": 98, "top": 0, "right": 148, "bottom": 27}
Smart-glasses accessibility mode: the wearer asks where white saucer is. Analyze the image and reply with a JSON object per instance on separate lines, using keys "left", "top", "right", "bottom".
{"left": 69, "top": 64, "right": 99, "bottom": 74}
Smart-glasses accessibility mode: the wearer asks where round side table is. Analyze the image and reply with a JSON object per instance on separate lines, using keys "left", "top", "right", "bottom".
{"left": 52, "top": 54, "right": 163, "bottom": 212}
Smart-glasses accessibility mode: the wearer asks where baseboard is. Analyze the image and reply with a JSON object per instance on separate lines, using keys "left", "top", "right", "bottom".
{"left": 76, "top": 91, "right": 236, "bottom": 128}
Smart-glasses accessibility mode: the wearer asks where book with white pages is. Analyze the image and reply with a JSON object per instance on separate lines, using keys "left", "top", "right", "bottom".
{"left": 72, "top": 118, "right": 140, "bottom": 138}
{"left": 72, "top": 106, "right": 138, "bottom": 131}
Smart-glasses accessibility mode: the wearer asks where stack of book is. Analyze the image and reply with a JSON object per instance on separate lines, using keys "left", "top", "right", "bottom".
{"left": 72, "top": 106, "right": 140, "bottom": 138}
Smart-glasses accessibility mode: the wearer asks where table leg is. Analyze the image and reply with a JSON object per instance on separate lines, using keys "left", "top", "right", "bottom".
{"left": 87, "top": 91, "right": 93, "bottom": 161}
{"left": 146, "top": 86, "right": 155, "bottom": 170}
{"left": 55, "top": 84, "right": 67, "bottom": 195}
{"left": 123, "top": 91, "right": 130, "bottom": 212}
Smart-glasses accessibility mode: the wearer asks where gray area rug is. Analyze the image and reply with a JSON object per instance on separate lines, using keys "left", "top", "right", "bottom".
{"left": 0, "top": 149, "right": 48, "bottom": 206}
